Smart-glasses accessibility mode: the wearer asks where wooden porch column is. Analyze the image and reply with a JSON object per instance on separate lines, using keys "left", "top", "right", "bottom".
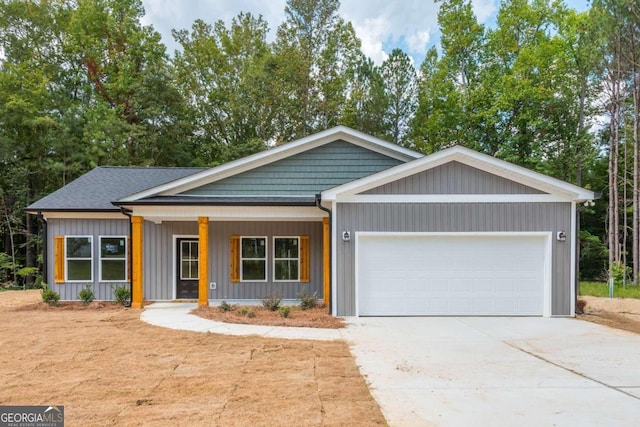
{"left": 198, "top": 217, "right": 209, "bottom": 307}
{"left": 131, "top": 216, "right": 144, "bottom": 309}
{"left": 322, "top": 217, "right": 330, "bottom": 305}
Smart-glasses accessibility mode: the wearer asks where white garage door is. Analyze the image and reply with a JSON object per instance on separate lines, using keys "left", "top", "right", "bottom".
{"left": 357, "top": 234, "right": 549, "bottom": 316}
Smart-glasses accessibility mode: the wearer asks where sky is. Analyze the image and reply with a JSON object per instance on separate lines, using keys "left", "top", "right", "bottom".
{"left": 140, "top": 0, "right": 591, "bottom": 66}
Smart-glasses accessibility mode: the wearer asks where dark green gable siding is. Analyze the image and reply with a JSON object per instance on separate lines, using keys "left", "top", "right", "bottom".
{"left": 180, "top": 140, "right": 404, "bottom": 196}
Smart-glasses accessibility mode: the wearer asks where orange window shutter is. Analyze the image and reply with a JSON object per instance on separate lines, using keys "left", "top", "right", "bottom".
{"left": 300, "top": 236, "right": 310, "bottom": 283}
{"left": 54, "top": 235, "right": 65, "bottom": 283}
{"left": 230, "top": 235, "right": 240, "bottom": 283}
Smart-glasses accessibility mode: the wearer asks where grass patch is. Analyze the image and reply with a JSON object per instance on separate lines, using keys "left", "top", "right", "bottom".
{"left": 579, "top": 281, "right": 640, "bottom": 299}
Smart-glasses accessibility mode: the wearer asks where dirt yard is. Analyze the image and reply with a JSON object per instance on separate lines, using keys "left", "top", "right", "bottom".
{"left": 578, "top": 295, "right": 640, "bottom": 335}
{"left": 0, "top": 290, "right": 386, "bottom": 426}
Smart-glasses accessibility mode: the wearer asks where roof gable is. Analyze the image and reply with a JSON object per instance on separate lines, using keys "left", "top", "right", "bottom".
{"left": 180, "top": 140, "right": 404, "bottom": 197}
{"left": 27, "top": 167, "right": 206, "bottom": 212}
{"left": 119, "top": 126, "right": 421, "bottom": 202}
{"left": 322, "top": 145, "right": 596, "bottom": 202}
{"left": 363, "top": 161, "right": 545, "bottom": 195}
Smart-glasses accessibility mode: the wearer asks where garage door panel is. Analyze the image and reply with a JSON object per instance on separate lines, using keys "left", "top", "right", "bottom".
{"left": 358, "top": 234, "right": 546, "bottom": 316}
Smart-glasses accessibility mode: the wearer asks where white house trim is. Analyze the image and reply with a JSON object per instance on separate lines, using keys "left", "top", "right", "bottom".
{"left": 570, "top": 200, "right": 577, "bottom": 317}
{"left": 334, "top": 194, "right": 577, "bottom": 204}
{"left": 172, "top": 234, "right": 199, "bottom": 301}
{"left": 129, "top": 205, "right": 325, "bottom": 222}
{"left": 322, "top": 145, "right": 596, "bottom": 202}
{"left": 119, "top": 126, "right": 422, "bottom": 202}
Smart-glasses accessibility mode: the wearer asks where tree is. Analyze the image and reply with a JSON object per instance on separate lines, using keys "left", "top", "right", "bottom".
{"left": 271, "top": 0, "right": 362, "bottom": 141}
{"left": 0, "top": 0, "right": 74, "bottom": 284}
{"left": 342, "top": 56, "right": 389, "bottom": 137}
{"left": 173, "top": 13, "right": 273, "bottom": 164}
{"left": 68, "top": 0, "right": 186, "bottom": 166}
{"left": 381, "top": 49, "right": 417, "bottom": 146}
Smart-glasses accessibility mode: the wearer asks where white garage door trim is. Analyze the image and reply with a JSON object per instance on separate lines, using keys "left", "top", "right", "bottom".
{"left": 355, "top": 232, "right": 553, "bottom": 317}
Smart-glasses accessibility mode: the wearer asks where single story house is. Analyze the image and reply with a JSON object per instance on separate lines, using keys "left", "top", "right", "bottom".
{"left": 27, "top": 126, "right": 596, "bottom": 317}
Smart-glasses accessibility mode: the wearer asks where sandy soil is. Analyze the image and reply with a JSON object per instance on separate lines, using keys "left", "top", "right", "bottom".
{"left": 194, "top": 305, "right": 345, "bottom": 329}
{"left": 0, "top": 291, "right": 386, "bottom": 426}
{"left": 578, "top": 296, "right": 640, "bottom": 334}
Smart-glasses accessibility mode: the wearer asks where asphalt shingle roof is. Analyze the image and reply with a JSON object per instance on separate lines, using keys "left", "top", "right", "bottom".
{"left": 27, "top": 166, "right": 207, "bottom": 211}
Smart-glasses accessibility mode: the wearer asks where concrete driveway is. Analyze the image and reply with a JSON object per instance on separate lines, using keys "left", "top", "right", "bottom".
{"left": 342, "top": 317, "right": 640, "bottom": 426}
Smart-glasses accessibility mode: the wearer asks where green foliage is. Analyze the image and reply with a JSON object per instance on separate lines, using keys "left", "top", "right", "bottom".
{"left": 218, "top": 300, "right": 235, "bottom": 312}
{"left": 112, "top": 285, "right": 131, "bottom": 306}
{"left": 262, "top": 294, "right": 282, "bottom": 311}
{"left": 279, "top": 306, "right": 292, "bottom": 318}
{"left": 299, "top": 292, "right": 318, "bottom": 310}
{"left": 41, "top": 283, "right": 60, "bottom": 305}
{"left": 381, "top": 49, "right": 417, "bottom": 145}
{"left": 579, "top": 230, "right": 608, "bottom": 280}
{"left": 579, "top": 281, "right": 640, "bottom": 299}
{"left": 609, "top": 262, "right": 631, "bottom": 287}
{"left": 78, "top": 284, "right": 95, "bottom": 304}
{"left": 239, "top": 307, "right": 256, "bottom": 318}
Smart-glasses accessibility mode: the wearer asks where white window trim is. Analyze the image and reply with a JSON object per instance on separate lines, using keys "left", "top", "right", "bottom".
{"left": 65, "top": 235, "right": 93, "bottom": 283}
{"left": 273, "top": 236, "right": 300, "bottom": 282}
{"left": 98, "top": 235, "right": 128, "bottom": 282}
{"left": 180, "top": 239, "right": 200, "bottom": 281}
{"left": 240, "top": 236, "right": 268, "bottom": 282}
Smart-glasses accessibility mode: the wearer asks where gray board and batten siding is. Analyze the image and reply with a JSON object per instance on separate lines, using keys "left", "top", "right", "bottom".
{"left": 180, "top": 140, "right": 404, "bottom": 196}
{"left": 142, "top": 221, "right": 323, "bottom": 301}
{"left": 336, "top": 202, "right": 572, "bottom": 317}
{"left": 46, "top": 218, "right": 130, "bottom": 300}
{"left": 49, "top": 219, "right": 323, "bottom": 301}
{"left": 364, "top": 161, "right": 545, "bottom": 195}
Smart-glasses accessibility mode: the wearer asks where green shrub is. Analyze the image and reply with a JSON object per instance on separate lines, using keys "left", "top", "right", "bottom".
{"left": 78, "top": 285, "right": 95, "bottom": 304}
{"left": 262, "top": 294, "right": 282, "bottom": 311}
{"left": 218, "top": 300, "right": 234, "bottom": 312}
{"left": 299, "top": 292, "right": 318, "bottom": 310}
{"left": 279, "top": 306, "right": 292, "bottom": 318}
{"left": 41, "top": 283, "right": 60, "bottom": 305}
{"left": 112, "top": 285, "right": 131, "bottom": 306}
{"left": 610, "top": 261, "right": 632, "bottom": 287}
{"left": 238, "top": 307, "right": 256, "bottom": 318}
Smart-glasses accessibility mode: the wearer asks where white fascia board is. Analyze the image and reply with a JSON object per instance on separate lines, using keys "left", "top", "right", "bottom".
{"left": 322, "top": 145, "right": 596, "bottom": 202}
{"left": 42, "top": 212, "right": 127, "bottom": 220}
{"left": 119, "top": 126, "right": 422, "bottom": 202}
{"left": 129, "top": 205, "right": 325, "bottom": 222}
{"left": 336, "top": 194, "right": 576, "bottom": 203}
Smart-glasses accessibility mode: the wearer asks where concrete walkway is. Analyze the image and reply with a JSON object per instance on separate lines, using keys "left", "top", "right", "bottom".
{"left": 140, "top": 302, "right": 345, "bottom": 341}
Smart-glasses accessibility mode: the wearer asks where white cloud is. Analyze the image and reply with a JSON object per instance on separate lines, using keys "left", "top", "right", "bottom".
{"left": 351, "top": 17, "right": 390, "bottom": 64}
{"left": 406, "top": 31, "right": 430, "bottom": 55}
{"left": 339, "top": 0, "right": 440, "bottom": 65}
{"left": 140, "top": 0, "right": 286, "bottom": 54}
{"left": 471, "top": 0, "right": 498, "bottom": 24}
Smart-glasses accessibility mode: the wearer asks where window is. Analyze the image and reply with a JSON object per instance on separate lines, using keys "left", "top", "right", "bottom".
{"left": 65, "top": 236, "right": 93, "bottom": 282}
{"left": 230, "top": 235, "right": 310, "bottom": 283}
{"left": 100, "top": 236, "right": 127, "bottom": 282}
{"left": 180, "top": 240, "right": 199, "bottom": 280}
{"left": 241, "top": 237, "right": 267, "bottom": 281}
{"left": 273, "top": 237, "right": 299, "bottom": 281}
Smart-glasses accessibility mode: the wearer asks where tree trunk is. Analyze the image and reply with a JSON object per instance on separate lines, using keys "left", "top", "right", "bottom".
{"left": 608, "top": 68, "right": 621, "bottom": 267}
{"left": 632, "top": 34, "right": 640, "bottom": 285}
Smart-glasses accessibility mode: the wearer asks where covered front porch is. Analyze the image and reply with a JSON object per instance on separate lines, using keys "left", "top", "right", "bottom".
{"left": 125, "top": 204, "right": 331, "bottom": 309}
